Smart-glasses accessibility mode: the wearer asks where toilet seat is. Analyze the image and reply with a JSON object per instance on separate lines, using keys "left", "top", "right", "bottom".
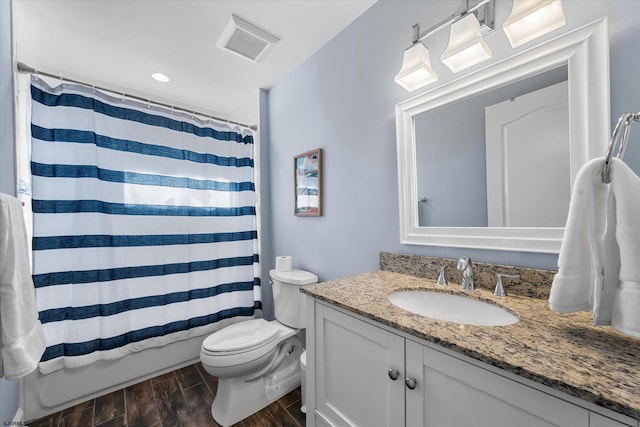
{"left": 203, "top": 318, "right": 280, "bottom": 355}
{"left": 201, "top": 318, "right": 296, "bottom": 368}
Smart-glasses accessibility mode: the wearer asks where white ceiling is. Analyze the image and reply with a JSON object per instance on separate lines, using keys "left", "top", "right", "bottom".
{"left": 13, "top": 0, "right": 376, "bottom": 127}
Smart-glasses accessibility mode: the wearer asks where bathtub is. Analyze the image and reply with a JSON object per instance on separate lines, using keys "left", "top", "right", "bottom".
{"left": 23, "top": 315, "right": 251, "bottom": 421}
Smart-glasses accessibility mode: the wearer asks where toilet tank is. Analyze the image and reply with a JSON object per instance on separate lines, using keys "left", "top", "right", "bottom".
{"left": 270, "top": 269, "right": 318, "bottom": 329}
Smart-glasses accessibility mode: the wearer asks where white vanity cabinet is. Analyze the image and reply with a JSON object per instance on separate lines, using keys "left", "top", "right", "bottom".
{"left": 307, "top": 300, "right": 638, "bottom": 427}
{"left": 313, "top": 303, "right": 405, "bottom": 426}
{"left": 405, "top": 340, "right": 587, "bottom": 426}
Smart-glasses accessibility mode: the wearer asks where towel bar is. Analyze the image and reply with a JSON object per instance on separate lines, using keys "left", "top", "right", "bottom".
{"left": 602, "top": 111, "right": 640, "bottom": 183}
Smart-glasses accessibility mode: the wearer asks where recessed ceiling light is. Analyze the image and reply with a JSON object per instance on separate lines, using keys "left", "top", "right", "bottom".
{"left": 151, "top": 72, "right": 170, "bottom": 83}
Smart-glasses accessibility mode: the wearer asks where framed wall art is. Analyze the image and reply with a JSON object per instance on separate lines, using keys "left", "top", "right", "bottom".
{"left": 294, "top": 148, "right": 322, "bottom": 216}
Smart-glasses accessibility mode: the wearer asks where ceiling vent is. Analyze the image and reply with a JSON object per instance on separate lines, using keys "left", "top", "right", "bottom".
{"left": 216, "top": 15, "right": 279, "bottom": 63}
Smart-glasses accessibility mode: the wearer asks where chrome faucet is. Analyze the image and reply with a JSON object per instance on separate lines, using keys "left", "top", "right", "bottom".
{"left": 456, "top": 256, "right": 474, "bottom": 291}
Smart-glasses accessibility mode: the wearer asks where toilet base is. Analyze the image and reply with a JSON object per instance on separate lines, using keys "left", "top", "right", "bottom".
{"left": 210, "top": 335, "right": 302, "bottom": 426}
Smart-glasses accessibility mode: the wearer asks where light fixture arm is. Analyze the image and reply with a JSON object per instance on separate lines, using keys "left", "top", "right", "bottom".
{"left": 412, "top": 0, "right": 495, "bottom": 45}
{"left": 412, "top": 23, "right": 421, "bottom": 44}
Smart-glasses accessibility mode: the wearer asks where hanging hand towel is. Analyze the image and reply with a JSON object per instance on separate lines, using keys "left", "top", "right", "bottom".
{"left": 0, "top": 193, "right": 45, "bottom": 379}
{"left": 549, "top": 157, "right": 619, "bottom": 323}
{"left": 593, "top": 190, "right": 619, "bottom": 325}
{"left": 609, "top": 158, "right": 640, "bottom": 338}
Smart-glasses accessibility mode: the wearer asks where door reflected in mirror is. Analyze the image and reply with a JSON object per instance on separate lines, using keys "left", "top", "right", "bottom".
{"left": 416, "top": 66, "right": 568, "bottom": 228}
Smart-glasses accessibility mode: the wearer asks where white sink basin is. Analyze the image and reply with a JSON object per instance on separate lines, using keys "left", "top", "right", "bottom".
{"left": 387, "top": 290, "right": 518, "bottom": 326}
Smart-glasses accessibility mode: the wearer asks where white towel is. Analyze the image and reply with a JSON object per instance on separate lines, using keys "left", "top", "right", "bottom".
{"left": 0, "top": 193, "right": 45, "bottom": 379}
{"left": 593, "top": 189, "right": 619, "bottom": 325}
{"left": 608, "top": 158, "right": 640, "bottom": 338}
{"left": 549, "top": 157, "right": 614, "bottom": 318}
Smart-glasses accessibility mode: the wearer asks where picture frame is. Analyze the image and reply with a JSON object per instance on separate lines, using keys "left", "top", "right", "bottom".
{"left": 294, "top": 148, "right": 323, "bottom": 216}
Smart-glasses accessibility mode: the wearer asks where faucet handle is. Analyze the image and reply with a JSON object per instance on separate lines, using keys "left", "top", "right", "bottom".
{"left": 493, "top": 273, "right": 520, "bottom": 297}
{"left": 437, "top": 266, "right": 448, "bottom": 287}
{"left": 427, "top": 264, "right": 448, "bottom": 286}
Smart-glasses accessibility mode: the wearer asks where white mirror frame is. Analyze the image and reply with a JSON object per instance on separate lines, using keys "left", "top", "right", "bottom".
{"left": 396, "top": 18, "right": 610, "bottom": 253}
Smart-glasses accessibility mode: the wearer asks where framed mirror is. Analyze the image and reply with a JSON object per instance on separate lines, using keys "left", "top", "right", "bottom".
{"left": 395, "top": 18, "right": 610, "bottom": 253}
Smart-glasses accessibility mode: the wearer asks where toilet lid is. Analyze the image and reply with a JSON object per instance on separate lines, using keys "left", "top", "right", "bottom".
{"left": 269, "top": 269, "right": 318, "bottom": 285}
{"left": 202, "top": 318, "right": 280, "bottom": 353}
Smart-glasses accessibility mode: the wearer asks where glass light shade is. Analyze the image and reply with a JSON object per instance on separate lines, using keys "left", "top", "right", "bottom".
{"left": 503, "top": 0, "right": 566, "bottom": 48}
{"left": 394, "top": 42, "right": 438, "bottom": 92}
{"left": 441, "top": 13, "right": 492, "bottom": 73}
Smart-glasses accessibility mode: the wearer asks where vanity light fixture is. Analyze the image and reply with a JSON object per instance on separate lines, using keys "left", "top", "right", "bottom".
{"left": 394, "top": 0, "right": 495, "bottom": 92}
{"left": 503, "top": 0, "right": 566, "bottom": 48}
{"left": 441, "top": 13, "right": 492, "bottom": 73}
{"left": 394, "top": 24, "right": 439, "bottom": 92}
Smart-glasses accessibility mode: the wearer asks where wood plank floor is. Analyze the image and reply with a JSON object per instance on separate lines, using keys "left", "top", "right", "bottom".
{"left": 28, "top": 362, "right": 305, "bottom": 427}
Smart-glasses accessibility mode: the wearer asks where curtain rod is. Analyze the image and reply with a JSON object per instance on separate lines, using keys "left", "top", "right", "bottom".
{"left": 16, "top": 62, "right": 258, "bottom": 132}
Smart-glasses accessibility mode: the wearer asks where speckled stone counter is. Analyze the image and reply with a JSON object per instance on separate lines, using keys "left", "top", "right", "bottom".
{"left": 301, "top": 255, "right": 640, "bottom": 421}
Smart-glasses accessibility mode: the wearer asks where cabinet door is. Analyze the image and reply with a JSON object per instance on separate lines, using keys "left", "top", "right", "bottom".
{"left": 315, "top": 304, "right": 405, "bottom": 427}
{"left": 405, "top": 340, "right": 590, "bottom": 427}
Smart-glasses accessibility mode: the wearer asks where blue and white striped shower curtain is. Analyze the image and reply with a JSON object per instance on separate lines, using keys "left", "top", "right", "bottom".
{"left": 29, "top": 78, "right": 261, "bottom": 374}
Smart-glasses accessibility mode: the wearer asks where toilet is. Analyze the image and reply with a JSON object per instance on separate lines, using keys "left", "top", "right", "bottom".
{"left": 200, "top": 268, "right": 318, "bottom": 426}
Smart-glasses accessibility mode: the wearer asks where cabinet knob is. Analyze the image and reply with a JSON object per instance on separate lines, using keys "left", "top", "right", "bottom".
{"left": 388, "top": 368, "right": 400, "bottom": 381}
{"left": 405, "top": 377, "right": 418, "bottom": 390}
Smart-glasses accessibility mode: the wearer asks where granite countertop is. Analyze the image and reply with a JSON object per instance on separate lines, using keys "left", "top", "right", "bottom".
{"left": 301, "top": 269, "right": 640, "bottom": 421}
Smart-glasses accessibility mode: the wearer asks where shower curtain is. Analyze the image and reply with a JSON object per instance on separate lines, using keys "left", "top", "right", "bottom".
{"left": 29, "top": 77, "right": 261, "bottom": 374}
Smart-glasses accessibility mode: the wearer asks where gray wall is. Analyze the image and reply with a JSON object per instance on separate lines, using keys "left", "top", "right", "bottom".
{"left": 0, "top": 0, "right": 20, "bottom": 423}
{"left": 259, "top": 88, "right": 275, "bottom": 319}
{"left": 267, "top": 0, "right": 640, "bottom": 283}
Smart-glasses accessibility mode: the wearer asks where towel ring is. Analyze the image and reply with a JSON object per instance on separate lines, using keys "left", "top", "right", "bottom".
{"left": 602, "top": 112, "right": 640, "bottom": 183}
